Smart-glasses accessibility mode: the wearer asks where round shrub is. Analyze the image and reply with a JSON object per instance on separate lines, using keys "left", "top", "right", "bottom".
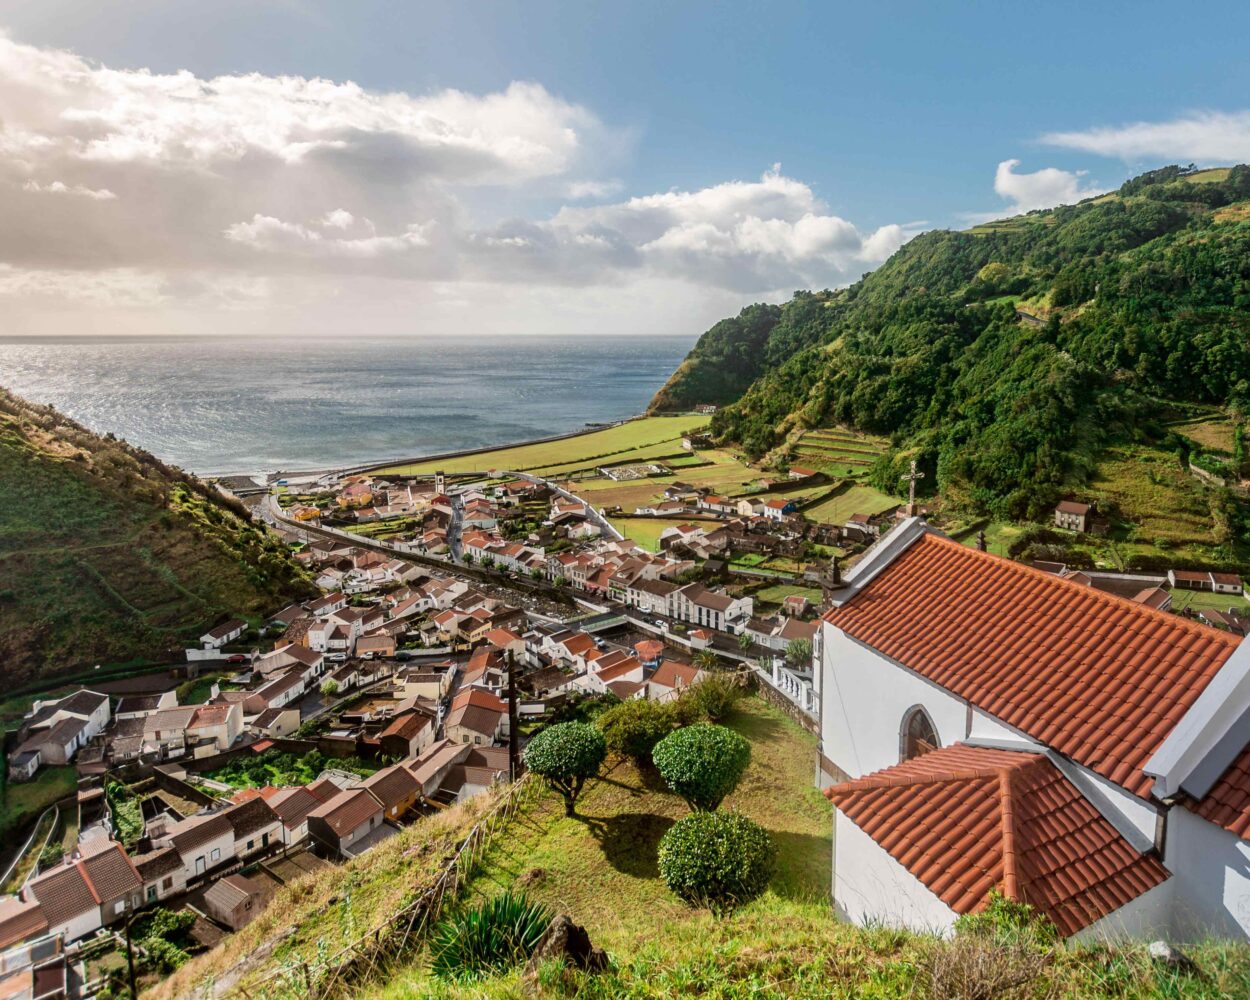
{"left": 652, "top": 723, "right": 751, "bottom": 811}
{"left": 430, "top": 891, "right": 553, "bottom": 980}
{"left": 658, "top": 811, "right": 774, "bottom": 915}
{"left": 596, "top": 698, "right": 675, "bottom": 763}
{"left": 524, "top": 721, "right": 607, "bottom": 816}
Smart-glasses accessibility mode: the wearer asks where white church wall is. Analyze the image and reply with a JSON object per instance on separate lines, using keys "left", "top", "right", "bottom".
{"left": 1165, "top": 808, "right": 1250, "bottom": 942}
{"left": 1074, "top": 879, "right": 1174, "bottom": 943}
{"left": 820, "top": 623, "right": 972, "bottom": 778}
{"left": 834, "top": 810, "right": 957, "bottom": 935}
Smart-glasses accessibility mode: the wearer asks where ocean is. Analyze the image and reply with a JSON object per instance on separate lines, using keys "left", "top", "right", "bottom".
{"left": 0, "top": 335, "right": 695, "bottom": 475}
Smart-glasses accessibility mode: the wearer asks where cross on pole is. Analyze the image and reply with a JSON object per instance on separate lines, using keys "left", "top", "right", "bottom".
{"left": 900, "top": 460, "right": 925, "bottom": 513}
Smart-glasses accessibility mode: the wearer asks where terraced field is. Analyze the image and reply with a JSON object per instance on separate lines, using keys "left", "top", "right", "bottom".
{"left": 790, "top": 427, "right": 889, "bottom": 479}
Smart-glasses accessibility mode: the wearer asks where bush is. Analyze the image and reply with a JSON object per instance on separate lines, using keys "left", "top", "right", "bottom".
{"left": 524, "top": 722, "right": 607, "bottom": 816}
{"left": 658, "top": 810, "right": 773, "bottom": 915}
{"left": 596, "top": 699, "right": 676, "bottom": 763}
{"left": 682, "top": 673, "right": 744, "bottom": 723}
{"left": 430, "top": 891, "right": 553, "bottom": 980}
{"left": 652, "top": 723, "right": 751, "bottom": 811}
{"left": 953, "top": 889, "right": 1058, "bottom": 947}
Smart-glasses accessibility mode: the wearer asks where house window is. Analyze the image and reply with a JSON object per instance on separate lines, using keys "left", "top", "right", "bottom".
{"left": 147, "top": 886, "right": 158, "bottom": 902}
{"left": 162, "top": 877, "right": 173, "bottom": 890}
{"left": 900, "top": 706, "right": 939, "bottom": 762}
{"left": 247, "top": 839, "right": 254, "bottom": 851}
{"left": 195, "top": 856, "right": 206, "bottom": 875}
{"left": 211, "top": 848, "right": 221, "bottom": 862}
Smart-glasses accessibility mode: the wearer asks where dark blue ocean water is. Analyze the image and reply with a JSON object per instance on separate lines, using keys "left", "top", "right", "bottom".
{"left": 0, "top": 335, "right": 695, "bottom": 475}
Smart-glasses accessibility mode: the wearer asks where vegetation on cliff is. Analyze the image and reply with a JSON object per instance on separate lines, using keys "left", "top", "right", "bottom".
{"left": 652, "top": 166, "right": 1250, "bottom": 543}
{"left": 0, "top": 387, "right": 314, "bottom": 686}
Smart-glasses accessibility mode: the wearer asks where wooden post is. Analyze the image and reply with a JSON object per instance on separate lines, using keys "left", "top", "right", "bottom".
{"left": 507, "top": 650, "right": 520, "bottom": 782}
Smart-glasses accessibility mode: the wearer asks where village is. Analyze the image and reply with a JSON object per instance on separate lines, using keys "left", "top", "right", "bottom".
{"left": 4, "top": 418, "right": 1250, "bottom": 998}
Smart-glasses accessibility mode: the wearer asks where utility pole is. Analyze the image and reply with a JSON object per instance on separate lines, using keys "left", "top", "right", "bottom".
{"left": 506, "top": 650, "right": 520, "bottom": 782}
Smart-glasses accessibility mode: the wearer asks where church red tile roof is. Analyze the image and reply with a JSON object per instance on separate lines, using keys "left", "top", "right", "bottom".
{"left": 824, "top": 744, "right": 1169, "bottom": 936}
{"left": 1191, "top": 745, "right": 1250, "bottom": 840}
{"left": 823, "top": 532, "right": 1240, "bottom": 798}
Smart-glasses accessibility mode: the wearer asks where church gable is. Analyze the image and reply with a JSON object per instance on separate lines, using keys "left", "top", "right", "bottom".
{"left": 825, "top": 744, "right": 1170, "bottom": 937}
{"left": 823, "top": 532, "right": 1239, "bottom": 799}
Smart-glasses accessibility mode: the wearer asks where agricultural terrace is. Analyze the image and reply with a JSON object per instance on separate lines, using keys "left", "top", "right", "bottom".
{"left": 789, "top": 426, "right": 888, "bottom": 480}
{"left": 375, "top": 416, "right": 708, "bottom": 477}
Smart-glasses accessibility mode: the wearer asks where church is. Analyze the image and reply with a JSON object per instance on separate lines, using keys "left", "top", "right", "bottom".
{"left": 816, "top": 517, "right": 1250, "bottom": 941}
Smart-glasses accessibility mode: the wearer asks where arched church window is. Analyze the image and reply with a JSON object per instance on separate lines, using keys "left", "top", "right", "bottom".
{"left": 900, "top": 706, "right": 939, "bottom": 761}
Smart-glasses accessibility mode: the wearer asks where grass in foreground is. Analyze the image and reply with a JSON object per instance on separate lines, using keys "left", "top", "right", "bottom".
{"left": 365, "top": 698, "right": 1250, "bottom": 999}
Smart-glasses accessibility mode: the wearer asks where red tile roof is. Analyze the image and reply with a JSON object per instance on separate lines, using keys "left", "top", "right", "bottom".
{"left": 823, "top": 532, "right": 1240, "bottom": 798}
{"left": 1192, "top": 746, "right": 1250, "bottom": 839}
{"left": 824, "top": 744, "right": 1169, "bottom": 936}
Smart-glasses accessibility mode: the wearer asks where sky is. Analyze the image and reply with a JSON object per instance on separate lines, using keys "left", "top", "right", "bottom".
{"left": 2, "top": 0, "right": 1250, "bottom": 338}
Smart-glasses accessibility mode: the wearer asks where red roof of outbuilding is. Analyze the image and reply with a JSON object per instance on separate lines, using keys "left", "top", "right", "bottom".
{"left": 824, "top": 744, "right": 1169, "bottom": 936}
{"left": 823, "top": 532, "right": 1239, "bottom": 798}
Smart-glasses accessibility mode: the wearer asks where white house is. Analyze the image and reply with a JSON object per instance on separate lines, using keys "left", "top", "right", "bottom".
{"left": 11, "top": 690, "right": 112, "bottom": 771}
{"left": 201, "top": 618, "right": 248, "bottom": 649}
{"left": 817, "top": 517, "right": 1250, "bottom": 942}
{"left": 670, "top": 583, "right": 753, "bottom": 633}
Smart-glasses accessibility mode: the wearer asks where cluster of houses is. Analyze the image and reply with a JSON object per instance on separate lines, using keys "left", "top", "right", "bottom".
{"left": 0, "top": 733, "right": 511, "bottom": 973}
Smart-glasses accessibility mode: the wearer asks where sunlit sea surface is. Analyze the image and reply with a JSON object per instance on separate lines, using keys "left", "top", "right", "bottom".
{"left": 0, "top": 335, "right": 694, "bottom": 475}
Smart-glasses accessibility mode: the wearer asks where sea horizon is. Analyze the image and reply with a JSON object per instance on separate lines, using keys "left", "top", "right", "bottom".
{"left": 0, "top": 334, "right": 696, "bottom": 476}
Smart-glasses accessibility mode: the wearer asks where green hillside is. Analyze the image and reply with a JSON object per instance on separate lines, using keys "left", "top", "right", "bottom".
{"left": 652, "top": 165, "right": 1250, "bottom": 566}
{"left": 0, "top": 387, "right": 315, "bottom": 688}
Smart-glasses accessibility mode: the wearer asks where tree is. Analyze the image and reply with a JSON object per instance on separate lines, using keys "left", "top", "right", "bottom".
{"left": 683, "top": 673, "right": 743, "bottom": 723}
{"left": 523, "top": 722, "right": 606, "bottom": 816}
{"left": 596, "top": 699, "right": 675, "bottom": 764}
{"left": 693, "top": 649, "right": 719, "bottom": 671}
{"left": 319, "top": 679, "right": 340, "bottom": 697}
{"left": 737, "top": 632, "right": 754, "bottom": 651}
{"left": 652, "top": 724, "right": 751, "bottom": 811}
{"left": 785, "top": 638, "right": 812, "bottom": 668}
{"left": 658, "top": 811, "right": 773, "bottom": 915}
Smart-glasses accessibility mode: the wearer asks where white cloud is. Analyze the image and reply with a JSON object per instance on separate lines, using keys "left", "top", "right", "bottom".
{"left": 0, "top": 33, "right": 915, "bottom": 335}
{"left": 22, "top": 178, "right": 116, "bottom": 199}
{"left": 565, "top": 178, "right": 624, "bottom": 200}
{"left": 1041, "top": 110, "right": 1250, "bottom": 163}
{"left": 990, "top": 159, "right": 1105, "bottom": 214}
{"left": 320, "top": 208, "right": 354, "bottom": 229}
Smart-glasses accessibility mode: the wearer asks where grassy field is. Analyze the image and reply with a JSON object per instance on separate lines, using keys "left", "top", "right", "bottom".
{"left": 1172, "top": 415, "right": 1238, "bottom": 455}
{"left": 377, "top": 416, "right": 708, "bottom": 476}
{"left": 752, "top": 583, "right": 824, "bottom": 610}
{"left": 371, "top": 697, "right": 834, "bottom": 996}
{"left": 606, "top": 517, "right": 689, "bottom": 552}
{"left": 804, "top": 484, "right": 899, "bottom": 524}
{"left": 0, "top": 766, "right": 77, "bottom": 840}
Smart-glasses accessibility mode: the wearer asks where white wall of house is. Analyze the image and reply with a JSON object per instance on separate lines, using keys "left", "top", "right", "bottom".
{"left": 819, "top": 624, "right": 1014, "bottom": 778}
{"left": 236, "top": 819, "right": 282, "bottom": 858}
{"left": 834, "top": 811, "right": 957, "bottom": 935}
{"left": 1165, "top": 808, "right": 1250, "bottom": 941}
{"left": 1074, "top": 880, "right": 1174, "bottom": 942}
{"left": 46, "top": 907, "right": 103, "bottom": 946}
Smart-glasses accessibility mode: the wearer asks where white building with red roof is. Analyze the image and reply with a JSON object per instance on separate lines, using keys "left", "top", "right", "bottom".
{"left": 818, "top": 517, "right": 1250, "bottom": 941}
